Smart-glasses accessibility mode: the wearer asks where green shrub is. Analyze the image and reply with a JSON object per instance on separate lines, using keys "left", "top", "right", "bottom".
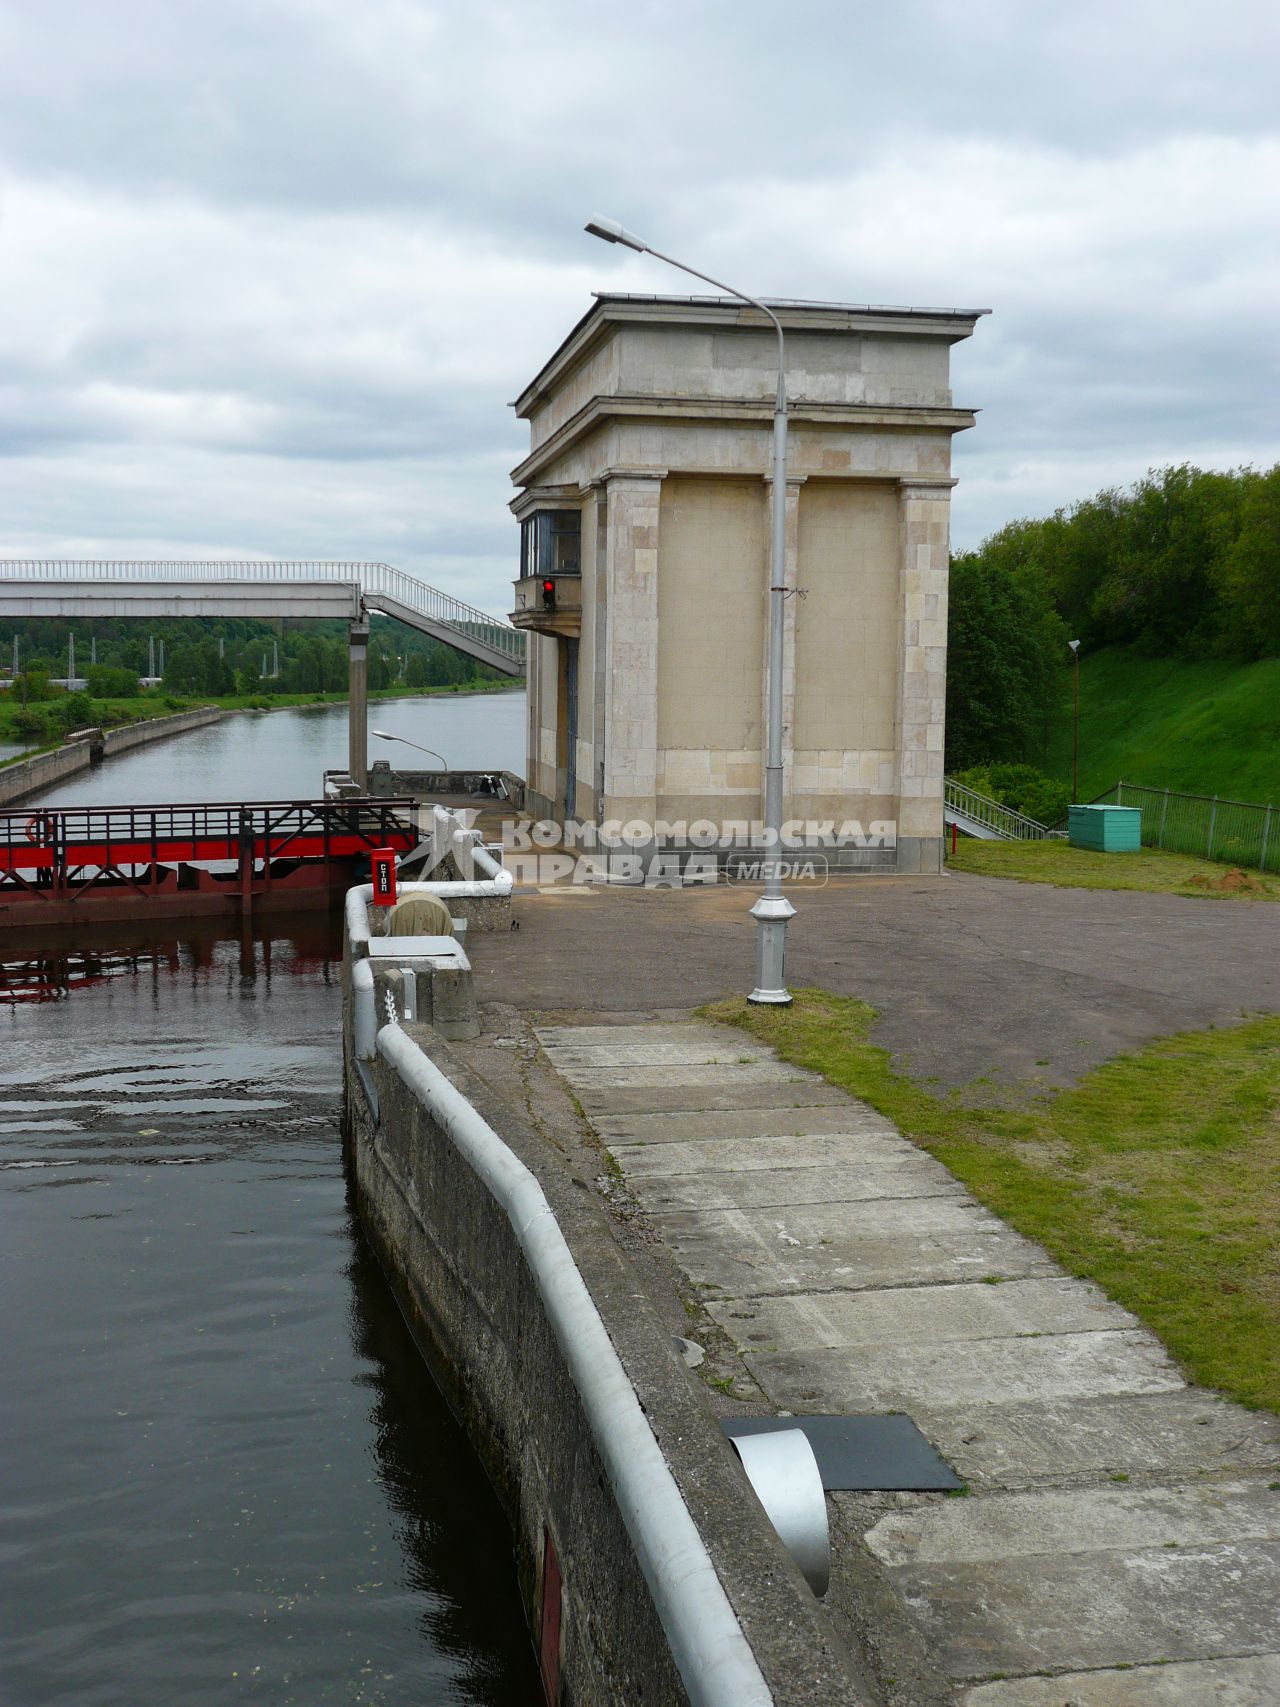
{"left": 955, "top": 763, "right": 1071, "bottom": 826}
{"left": 11, "top": 707, "right": 49, "bottom": 741}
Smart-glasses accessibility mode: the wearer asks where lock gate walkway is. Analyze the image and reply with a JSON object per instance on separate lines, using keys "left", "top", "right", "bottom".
{"left": 0, "top": 797, "right": 417, "bottom": 927}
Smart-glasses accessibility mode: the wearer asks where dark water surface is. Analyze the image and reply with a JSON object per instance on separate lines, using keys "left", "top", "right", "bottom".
{"left": 0, "top": 918, "right": 540, "bottom": 1705}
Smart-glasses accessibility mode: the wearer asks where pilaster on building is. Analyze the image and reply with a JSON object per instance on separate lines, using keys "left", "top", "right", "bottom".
{"left": 509, "top": 293, "right": 986, "bottom": 872}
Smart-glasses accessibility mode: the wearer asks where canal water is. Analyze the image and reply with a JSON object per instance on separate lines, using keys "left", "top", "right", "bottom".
{"left": 1, "top": 690, "right": 542, "bottom": 1704}
{"left": 32, "top": 689, "right": 528, "bottom": 808}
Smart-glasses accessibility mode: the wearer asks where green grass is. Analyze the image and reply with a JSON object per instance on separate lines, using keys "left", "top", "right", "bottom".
{"left": 1045, "top": 645, "right": 1280, "bottom": 805}
{"left": 948, "top": 838, "right": 1280, "bottom": 901}
{"left": 704, "top": 989, "right": 1280, "bottom": 1412}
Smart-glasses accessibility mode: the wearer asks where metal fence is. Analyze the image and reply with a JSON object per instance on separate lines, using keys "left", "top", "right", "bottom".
{"left": 1094, "top": 781, "right": 1279, "bottom": 873}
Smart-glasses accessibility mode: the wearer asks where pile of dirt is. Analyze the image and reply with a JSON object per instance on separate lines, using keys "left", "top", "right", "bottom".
{"left": 1186, "top": 866, "right": 1264, "bottom": 894}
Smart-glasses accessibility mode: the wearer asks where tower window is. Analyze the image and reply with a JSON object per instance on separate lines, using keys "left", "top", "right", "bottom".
{"left": 520, "top": 510, "right": 581, "bottom": 578}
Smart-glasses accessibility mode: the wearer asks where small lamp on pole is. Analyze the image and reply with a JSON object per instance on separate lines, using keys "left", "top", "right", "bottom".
{"left": 372, "top": 730, "right": 448, "bottom": 771}
{"left": 585, "top": 215, "right": 794, "bottom": 1005}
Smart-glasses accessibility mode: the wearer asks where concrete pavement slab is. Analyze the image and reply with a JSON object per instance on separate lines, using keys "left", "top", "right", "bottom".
{"left": 710, "top": 1277, "right": 1132, "bottom": 1352}
{"left": 888, "top": 1540, "right": 1280, "bottom": 1679}
{"left": 592, "top": 1106, "right": 900, "bottom": 1143}
{"left": 572, "top": 1082, "right": 853, "bottom": 1114}
{"left": 536, "top": 1016, "right": 1280, "bottom": 1700}
{"left": 563, "top": 1059, "right": 819, "bottom": 1088}
{"left": 962, "top": 1653, "right": 1280, "bottom": 1705}
{"left": 748, "top": 1329, "right": 1182, "bottom": 1412}
{"left": 865, "top": 1479, "right": 1280, "bottom": 1565}
{"left": 630, "top": 1159, "right": 965, "bottom": 1213}
{"left": 911, "top": 1391, "right": 1280, "bottom": 1491}
{"left": 612, "top": 1131, "right": 923, "bottom": 1175}
{"left": 541, "top": 1041, "right": 775, "bottom": 1068}
{"left": 653, "top": 1199, "right": 1058, "bottom": 1297}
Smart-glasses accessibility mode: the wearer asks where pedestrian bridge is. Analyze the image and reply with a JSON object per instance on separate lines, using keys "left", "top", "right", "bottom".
{"left": 0, "top": 559, "right": 525, "bottom": 678}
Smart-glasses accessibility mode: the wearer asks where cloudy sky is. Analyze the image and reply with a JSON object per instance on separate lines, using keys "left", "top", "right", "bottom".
{"left": 1, "top": 0, "right": 1277, "bottom": 616}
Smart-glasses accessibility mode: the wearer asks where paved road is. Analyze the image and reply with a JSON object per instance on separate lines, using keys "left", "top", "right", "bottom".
{"left": 474, "top": 873, "right": 1280, "bottom": 1088}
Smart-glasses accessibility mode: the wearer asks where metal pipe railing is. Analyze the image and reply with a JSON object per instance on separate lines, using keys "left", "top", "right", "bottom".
{"left": 0, "top": 558, "right": 526, "bottom": 664}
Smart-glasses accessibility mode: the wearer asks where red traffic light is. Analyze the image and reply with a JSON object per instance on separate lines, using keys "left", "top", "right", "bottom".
{"left": 540, "top": 578, "right": 556, "bottom": 608}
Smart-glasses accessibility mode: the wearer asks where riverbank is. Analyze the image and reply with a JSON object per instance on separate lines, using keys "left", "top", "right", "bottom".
{"left": 0, "top": 707, "right": 222, "bottom": 807}
{"left": 0, "top": 678, "right": 519, "bottom": 770}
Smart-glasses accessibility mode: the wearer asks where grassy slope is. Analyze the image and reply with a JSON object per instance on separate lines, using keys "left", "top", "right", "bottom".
{"left": 708, "top": 990, "right": 1280, "bottom": 1413}
{"left": 1043, "top": 646, "right": 1280, "bottom": 805}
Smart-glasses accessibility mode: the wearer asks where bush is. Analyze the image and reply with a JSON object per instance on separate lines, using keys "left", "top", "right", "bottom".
{"left": 954, "top": 763, "right": 1071, "bottom": 827}
{"left": 86, "top": 664, "right": 139, "bottom": 698}
{"left": 11, "top": 707, "right": 49, "bottom": 741}
{"left": 52, "top": 691, "right": 96, "bottom": 732}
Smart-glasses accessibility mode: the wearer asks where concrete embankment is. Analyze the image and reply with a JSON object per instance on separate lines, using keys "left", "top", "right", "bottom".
{"left": 0, "top": 740, "right": 92, "bottom": 806}
{"left": 101, "top": 705, "right": 219, "bottom": 758}
{"left": 0, "top": 707, "right": 220, "bottom": 805}
{"left": 342, "top": 910, "right": 869, "bottom": 1705}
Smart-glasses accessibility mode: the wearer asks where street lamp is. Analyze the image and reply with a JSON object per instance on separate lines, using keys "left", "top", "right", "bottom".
{"left": 372, "top": 730, "right": 448, "bottom": 770}
{"left": 1068, "top": 640, "right": 1081, "bottom": 803}
{"left": 585, "top": 214, "right": 794, "bottom": 1005}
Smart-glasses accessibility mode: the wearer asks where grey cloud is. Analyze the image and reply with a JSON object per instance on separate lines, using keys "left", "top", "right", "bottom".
{"left": 0, "top": 0, "right": 1277, "bottom": 597}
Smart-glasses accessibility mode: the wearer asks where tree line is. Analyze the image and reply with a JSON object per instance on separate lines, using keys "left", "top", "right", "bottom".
{"left": 945, "top": 462, "right": 1279, "bottom": 773}
{"left": 0, "top": 616, "right": 502, "bottom": 746}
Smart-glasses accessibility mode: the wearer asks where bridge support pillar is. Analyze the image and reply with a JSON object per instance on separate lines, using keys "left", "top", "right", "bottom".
{"left": 348, "top": 617, "right": 370, "bottom": 790}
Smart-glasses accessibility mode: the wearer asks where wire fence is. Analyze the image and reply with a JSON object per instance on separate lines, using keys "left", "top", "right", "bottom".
{"left": 1090, "top": 781, "right": 1280, "bottom": 873}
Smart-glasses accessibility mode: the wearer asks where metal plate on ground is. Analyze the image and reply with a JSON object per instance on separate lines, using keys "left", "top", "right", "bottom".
{"left": 722, "top": 1414, "right": 961, "bottom": 1491}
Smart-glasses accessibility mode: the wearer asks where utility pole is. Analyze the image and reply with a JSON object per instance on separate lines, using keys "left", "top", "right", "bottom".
{"left": 1069, "top": 639, "right": 1082, "bottom": 803}
{"left": 68, "top": 632, "right": 75, "bottom": 683}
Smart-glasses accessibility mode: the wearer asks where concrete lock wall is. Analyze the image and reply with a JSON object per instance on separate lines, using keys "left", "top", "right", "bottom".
{"left": 0, "top": 708, "right": 222, "bottom": 808}
{"left": 102, "top": 705, "right": 220, "bottom": 757}
{"left": 343, "top": 1030, "right": 688, "bottom": 1706}
{"left": 0, "top": 740, "right": 93, "bottom": 807}
{"left": 341, "top": 960, "right": 869, "bottom": 1707}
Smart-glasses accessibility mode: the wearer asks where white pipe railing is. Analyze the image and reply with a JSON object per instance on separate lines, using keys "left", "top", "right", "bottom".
{"left": 375, "top": 1021, "right": 774, "bottom": 1707}
{"left": 943, "top": 778, "right": 1050, "bottom": 841}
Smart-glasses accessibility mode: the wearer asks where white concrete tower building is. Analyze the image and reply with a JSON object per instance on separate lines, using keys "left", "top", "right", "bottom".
{"left": 510, "top": 293, "right": 986, "bottom": 874}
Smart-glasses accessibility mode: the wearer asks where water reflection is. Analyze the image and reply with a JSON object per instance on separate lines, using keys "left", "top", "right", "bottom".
{"left": 0, "top": 913, "right": 539, "bottom": 1705}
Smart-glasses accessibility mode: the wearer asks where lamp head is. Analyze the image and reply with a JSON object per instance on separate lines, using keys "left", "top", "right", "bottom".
{"left": 584, "top": 215, "right": 648, "bottom": 253}
{"left": 372, "top": 729, "right": 394, "bottom": 740}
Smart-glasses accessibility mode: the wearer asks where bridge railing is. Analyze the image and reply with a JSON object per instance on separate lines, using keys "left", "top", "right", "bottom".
{"left": 0, "top": 558, "right": 526, "bottom": 668}
{"left": 943, "top": 778, "right": 1050, "bottom": 841}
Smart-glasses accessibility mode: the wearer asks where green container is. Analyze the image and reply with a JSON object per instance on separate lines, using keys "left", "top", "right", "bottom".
{"left": 1068, "top": 804, "right": 1143, "bottom": 852}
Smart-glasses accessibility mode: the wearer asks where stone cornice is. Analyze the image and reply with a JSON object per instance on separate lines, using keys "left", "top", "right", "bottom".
{"left": 512, "top": 295, "right": 990, "bottom": 419}
{"left": 511, "top": 394, "right": 978, "bottom": 488}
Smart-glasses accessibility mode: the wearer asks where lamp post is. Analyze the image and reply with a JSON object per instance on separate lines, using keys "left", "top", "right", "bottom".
{"left": 584, "top": 215, "right": 794, "bottom": 1005}
{"left": 372, "top": 730, "right": 448, "bottom": 770}
{"left": 1068, "top": 640, "right": 1081, "bottom": 803}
